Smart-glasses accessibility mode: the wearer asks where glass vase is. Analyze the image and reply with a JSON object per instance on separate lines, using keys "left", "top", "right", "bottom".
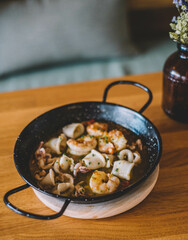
{"left": 162, "top": 43, "right": 188, "bottom": 123}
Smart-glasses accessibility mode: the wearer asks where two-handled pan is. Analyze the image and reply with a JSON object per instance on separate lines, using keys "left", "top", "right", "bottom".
{"left": 4, "top": 80, "right": 162, "bottom": 220}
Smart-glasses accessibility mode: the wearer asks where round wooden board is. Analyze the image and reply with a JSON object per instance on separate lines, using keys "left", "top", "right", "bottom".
{"left": 33, "top": 165, "right": 159, "bottom": 219}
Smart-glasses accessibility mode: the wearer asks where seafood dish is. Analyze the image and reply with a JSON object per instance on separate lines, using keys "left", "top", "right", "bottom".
{"left": 30, "top": 120, "right": 149, "bottom": 198}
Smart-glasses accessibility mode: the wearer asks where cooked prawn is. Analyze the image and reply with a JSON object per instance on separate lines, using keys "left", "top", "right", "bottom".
{"left": 98, "top": 135, "right": 115, "bottom": 154}
{"left": 67, "top": 135, "right": 97, "bottom": 156}
{"left": 89, "top": 170, "right": 120, "bottom": 194}
{"left": 108, "top": 129, "right": 127, "bottom": 151}
{"left": 86, "top": 122, "right": 108, "bottom": 137}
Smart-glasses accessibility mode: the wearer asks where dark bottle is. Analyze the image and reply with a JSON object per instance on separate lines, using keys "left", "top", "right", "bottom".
{"left": 162, "top": 43, "right": 188, "bottom": 123}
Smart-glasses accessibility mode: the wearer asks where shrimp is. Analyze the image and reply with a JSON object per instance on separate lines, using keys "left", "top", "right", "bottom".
{"left": 89, "top": 170, "right": 120, "bottom": 194}
{"left": 67, "top": 135, "right": 97, "bottom": 156}
{"left": 108, "top": 130, "right": 127, "bottom": 151}
{"left": 86, "top": 122, "right": 108, "bottom": 137}
{"left": 98, "top": 135, "right": 115, "bottom": 154}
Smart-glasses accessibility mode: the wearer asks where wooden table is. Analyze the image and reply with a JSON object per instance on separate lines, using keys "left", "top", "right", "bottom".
{"left": 0, "top": 72, "right": 188, "bottom": 240}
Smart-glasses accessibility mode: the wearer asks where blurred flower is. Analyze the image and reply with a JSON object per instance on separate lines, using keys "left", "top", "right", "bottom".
{"left": 170, "top": 0, "right": 188, "bottom": 44}
{"left": 173, "top": 0, "right": 183, "bottom": 8}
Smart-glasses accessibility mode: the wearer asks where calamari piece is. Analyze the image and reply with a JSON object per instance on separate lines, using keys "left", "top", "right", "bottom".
{"left": 73, "top": 163, "right": 90, "bottom": 176}
{"left": 126, "top": 143, "right": 136, "bottom": 151}
{"left": 102, "top": 154, "right": 114, "bottom": 168}
{"left": 34, "top": 170, "right": 47, "bottom": 181}
{"left": 108, "top": 130, "right": 127, "bottom": 151}
{"left": 133, "top": 151, "right": 141, "bottom": 165}
{"left": 59, "top": 154, "right": 74, "bottom": 171}
{"left": 37, "top": 154, "right": 55, "bottom": 170}
{"left": 63, "top": 123, "right": 85, "bottom": 139}
{"left": 44, "top": 134, "right": 67, "bottom": 155}
{"left": 67, "top": 135, "right": 97, "bottom": 156}
{"left": 111, "top": 160, "right": 134, "bottom": 180}
{"left": 98, "top": 135, "right": 115, "bottom": 154}
{"left": 136, "top": 139, "right": 143, "bottom": 151}
{"left": 89, "top": 170, "right": 120, "bottom": 194}
{"left": 118, "top": 149, "right": 134, "bottom": 162}
{"left": 35, "top": 141, "right": 45, "bottom": 160}
{"left": 56, "top": 173, "right": 74, "bottom": 185}
{"left": 86, "top": 122, "right": 108, "bottom": 137}
{"left": 75, "top": 181, "right": 85, "bottom": 197}
{"left": 82, "top": 149, "right": 106, "bottom": 170}
{"left": 79, "top": 166, "right": 91, "bottom": 173}
{"left": 53, "top": 159, "right": 61, "bottom": 173}
{"left": 73, "top": 162, "right": 82, "bottom": 176}
{"left": 40, "top": 169, "right": 55, "bottom": 186}
{"left": 54, "top": 183, "right": 74, "bottom": 195}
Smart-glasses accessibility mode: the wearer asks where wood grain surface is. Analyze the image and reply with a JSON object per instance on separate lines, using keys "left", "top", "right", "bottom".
{"left": 0, "top": 72, "right": 188, "bottom": 240}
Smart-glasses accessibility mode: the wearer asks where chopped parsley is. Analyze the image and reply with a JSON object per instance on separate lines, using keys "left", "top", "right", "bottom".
{"left": 115, "top": 168, "right": 119, "bottom": 172}
{"left": 98, "top": 162, "right": 100, "bottom": 165}
{"left": 92, "top": 154, "right": 95, "bottom": 157}
{"left": 89, "top": 162, "right": 91, "bottom": 165}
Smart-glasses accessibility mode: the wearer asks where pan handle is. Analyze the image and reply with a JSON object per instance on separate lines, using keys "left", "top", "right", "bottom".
{"left": 102, "top": 80, "right": 153, "bottom": 114}
{"left": 3, "top": 184, "right": 71, "bottom": 220}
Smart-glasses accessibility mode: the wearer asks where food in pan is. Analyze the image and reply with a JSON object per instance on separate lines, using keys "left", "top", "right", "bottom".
{"left": 30, "top": 120, "right": 148, "bottom": 198}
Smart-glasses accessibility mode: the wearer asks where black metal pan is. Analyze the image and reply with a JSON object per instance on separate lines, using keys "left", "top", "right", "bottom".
{"left": 4, "top": 80, "right": 162, "bottom": 220}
